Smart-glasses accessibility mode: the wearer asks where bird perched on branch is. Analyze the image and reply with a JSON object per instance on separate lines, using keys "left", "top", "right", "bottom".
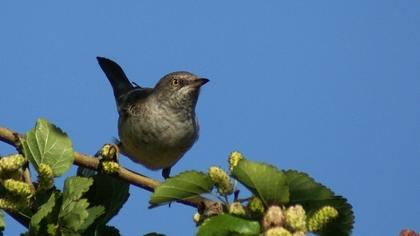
{"left": 97, "top": 57, "right": 209, "bottom": 178}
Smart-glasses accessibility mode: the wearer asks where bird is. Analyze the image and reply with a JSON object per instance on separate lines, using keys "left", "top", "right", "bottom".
{"left": 97, "top": 57, "right": 209, "bottom": 179}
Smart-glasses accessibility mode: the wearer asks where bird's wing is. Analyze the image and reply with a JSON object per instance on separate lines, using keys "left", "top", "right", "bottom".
{"left": 119, "top": 87, "right": 154, "bottom": 116}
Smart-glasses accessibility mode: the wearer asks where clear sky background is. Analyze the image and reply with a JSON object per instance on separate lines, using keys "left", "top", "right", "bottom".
{"left": 1, "top": 1, "right": 419, "bottom": 235}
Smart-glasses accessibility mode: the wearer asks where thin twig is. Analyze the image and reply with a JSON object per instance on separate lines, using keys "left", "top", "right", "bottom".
{"left": 22, "top": 166, "right": 35, "bottom": 192}
{"left": 0, "top": 126, "right": 16, "bottom": 146}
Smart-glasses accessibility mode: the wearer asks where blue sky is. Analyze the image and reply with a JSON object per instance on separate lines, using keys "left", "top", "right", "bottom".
{"left": 1, "top": 1, "right": 419, "bottom": 235}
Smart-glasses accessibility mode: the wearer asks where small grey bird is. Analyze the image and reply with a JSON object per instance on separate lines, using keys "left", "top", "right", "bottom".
{"left": 97, "top": 57, "right": 209, "bottom": 178}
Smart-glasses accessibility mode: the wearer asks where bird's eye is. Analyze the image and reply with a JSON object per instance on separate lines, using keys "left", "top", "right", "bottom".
{"left": 171, "top": 79, "right": 179, "bottom": 86}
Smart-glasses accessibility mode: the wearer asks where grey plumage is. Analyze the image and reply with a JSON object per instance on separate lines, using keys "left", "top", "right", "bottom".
{"left": 97, "top": 57, "right": 208, "bottom": 178}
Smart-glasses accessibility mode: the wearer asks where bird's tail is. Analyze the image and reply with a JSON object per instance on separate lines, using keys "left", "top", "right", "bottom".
{"left": 97, "top": 57, "right": 135, "bottom": 103}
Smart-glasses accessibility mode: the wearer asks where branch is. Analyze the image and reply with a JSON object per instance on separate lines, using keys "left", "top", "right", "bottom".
{"left": 0, "top": 125, "right": 209, "bottom": 214}
{"left": 22, "top": 166, "right": 35, "bottom": 192}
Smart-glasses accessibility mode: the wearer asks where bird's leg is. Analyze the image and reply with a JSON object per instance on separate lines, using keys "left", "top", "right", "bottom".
{"left": 162, "top": 167, "right": 171, "bottom": 179}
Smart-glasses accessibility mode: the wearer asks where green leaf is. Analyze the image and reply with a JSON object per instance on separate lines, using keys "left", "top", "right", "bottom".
{"left": 22, "top": 118, "right": 74, "bottom": 176}
{"left": 61, "top": 230, "right": 81, "bottom": 236}
{"left": 76, "top": 165, "right": 97, "bottom": 177}
{"left": 0, "top": 210, "right": 4, "bottom": 232}
{"left": 84, "top": 174, "right": 129, "bottom": 226}
{"left": 59, "top": 176, "right": 104, "bottom": 233}
{"left": 285, "top": 170, "right": 354, "bottom": 236}
{"left": 231, "top": 159, "right": 289, "bottom": 206}
{"left": 285, "top": 170, "right": 332, "bottom": 203}
{"left": 196, "top": 214, "right": 260, "bottom": 236}
{"left": 149, "top": 171, "right": 214, "bottom": 206}
{"left": 62, "top": 176, "right": 93, "bottom": 204}
{"left": 30, "top": 192, "right": 57, "bottom": 233}
{"left": 94, "top": 225, "right": 121, "bottom": 236}
{"left": 59, "top": 199, "right": 90, "bottom": 231}
{"left": 78, "top": 206, "right": 105, "bottom": 231}
{"left": 47, "top": 224, "right": 58, "bottom": 235}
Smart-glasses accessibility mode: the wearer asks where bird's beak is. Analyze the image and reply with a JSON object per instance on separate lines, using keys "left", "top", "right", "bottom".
{"left": 192, "top": 78, "right": 210, "bottom": 87}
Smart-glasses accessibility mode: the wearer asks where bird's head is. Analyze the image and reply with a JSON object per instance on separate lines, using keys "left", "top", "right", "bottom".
{"left": 153, "top": 71, "right": 209, "bottom": 110}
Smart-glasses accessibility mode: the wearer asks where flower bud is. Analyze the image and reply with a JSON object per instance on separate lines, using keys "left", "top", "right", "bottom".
{"left": 99, "top": 144, "right": 118, "bottom": 161}
{"left": 284, "top": 205, "right": 306, "bottom": 231}
{"left": 0, "top": 154, "right": 26, "bottom": 172}
{"left": 307, "top": 206, "right": 338, "bottom": 232}
{"left": 3, "top": 179, "right": 32, "bottom": 198}
{"left": 101, "top": 161, "right": 120, "bottom": 174}
{"left": 208, "top": 166, "right": 233, "bottom": 195}
{"left": 264, "top": 226, "right": 292, "bottom": 236}
{"left": 247, "top": 197, "right": 265, "bottom": 219}
{"left": 38, "top": 163, "right": 54, "bottom": 190}
{"left": 228, "top": 151, "right": 244, "bottom": 171}
{"left": 262, "top": 205, "right": 285, "bottom": 230}
{"left": 0, "top": 198, "right": 20, "bottom": 211}
{"left": 229, "top": 201, "right": 246, "bottom": 216}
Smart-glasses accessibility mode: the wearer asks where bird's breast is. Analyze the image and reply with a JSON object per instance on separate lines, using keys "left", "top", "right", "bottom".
{"left": 117, "top": 103, "right": 198, "bottom": 169}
